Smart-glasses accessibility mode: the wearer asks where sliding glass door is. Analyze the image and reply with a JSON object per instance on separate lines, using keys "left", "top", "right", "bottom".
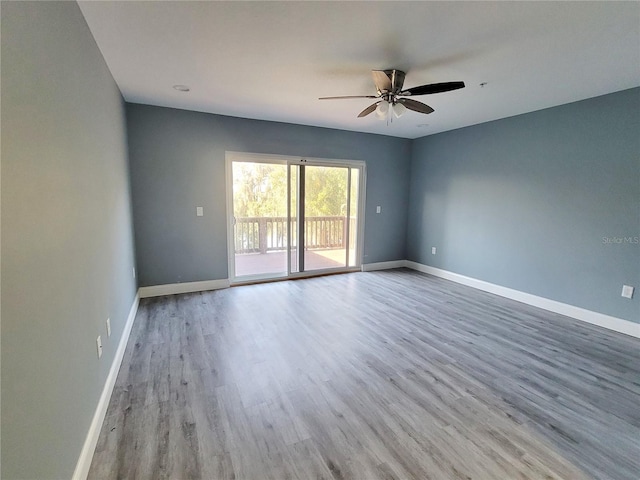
{"left": 227, "top": 153, "right": 364, "bottom": 283}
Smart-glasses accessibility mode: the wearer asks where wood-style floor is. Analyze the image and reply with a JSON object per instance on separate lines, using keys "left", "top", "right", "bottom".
{"left": 89, "top": 269, "right": 640, "bottom": 480}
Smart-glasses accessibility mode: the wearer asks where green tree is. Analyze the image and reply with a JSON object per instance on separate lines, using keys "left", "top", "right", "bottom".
{"left": 304, "top": 166, "right": 348, "bottom": 217}
{"left": 233, "top": 163, "right": 288, "bottom": 217}
{"left": 232, "top": 163, "right": 350, "bottom": 218}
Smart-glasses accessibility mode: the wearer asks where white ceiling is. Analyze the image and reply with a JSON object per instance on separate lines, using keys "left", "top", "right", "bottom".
{"left": 78, "top": 1, "right": 640, "bottom": 139}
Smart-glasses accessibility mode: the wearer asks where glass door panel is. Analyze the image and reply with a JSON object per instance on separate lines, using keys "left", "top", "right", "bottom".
{"left": 303, "top": 165, "right": 349, "bottom": 271}
{"left": 289, "top": 164, "right": 299, "bottom": 274}
{"left": 232, "top": 161, "right": 288, "bottom": 279}
{"left": 348, "top": 168, "right": 359, "bottom": 267}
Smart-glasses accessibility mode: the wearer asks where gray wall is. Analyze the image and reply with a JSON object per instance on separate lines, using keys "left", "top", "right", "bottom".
{"left": 126, "top": 104, "right": 412, "bottom": 287}
{"left": 407, "top": 88, "right": 640, "bottom": 323}
{"left": 1, "top": 2, "right": 137, "bottom": 478}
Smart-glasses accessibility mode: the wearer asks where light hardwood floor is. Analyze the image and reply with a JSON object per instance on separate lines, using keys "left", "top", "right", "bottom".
{"left": 89, "top": 269, "right": 640, "bottom": 479}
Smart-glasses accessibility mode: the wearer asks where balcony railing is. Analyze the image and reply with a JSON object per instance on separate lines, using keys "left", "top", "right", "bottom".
{"left": 234, "top": 216, "right": 356, "bottom": 254}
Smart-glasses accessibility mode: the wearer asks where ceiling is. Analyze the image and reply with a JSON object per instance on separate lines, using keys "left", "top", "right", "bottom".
{"left": 78, "top": 1, "right": 640, "bottom": 139}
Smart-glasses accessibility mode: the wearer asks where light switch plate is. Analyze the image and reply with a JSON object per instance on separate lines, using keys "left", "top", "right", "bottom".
{"left": 621, "top": 285, "right": 634, "bottom": 299}
{"left": 431, "top": 247, "right": 437, "bottom": 255}
{"left": 196, "top": 206, "right": 204, "bottom": 217}
{"left": 376, "top": 206, "right": 381, "bottom": 214}
{"left": 106, "top": 318, "right": 111, "bottom": 337}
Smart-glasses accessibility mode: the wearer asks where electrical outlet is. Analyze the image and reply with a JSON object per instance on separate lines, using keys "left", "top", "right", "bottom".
{"left": 376, "top": 206, "right": 381, "bottom": 214}
{"left": 431, "top": 247, "right": 437, "bottom": 255}
{"left": 106, "top": 318, "right": 111, "bottom": 337}
{"left": 621, "top": 285, "right": 634, "bottom": 299}
{"left": 96, "top": 336, "right": 103, "bottom": 358}
{"left": 196, "top": 206, "right": 204, "bottom": 217}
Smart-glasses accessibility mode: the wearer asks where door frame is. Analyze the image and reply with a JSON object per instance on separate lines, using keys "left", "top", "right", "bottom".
{"left": 225, "top": 151, "right": 366, "bottom": 285}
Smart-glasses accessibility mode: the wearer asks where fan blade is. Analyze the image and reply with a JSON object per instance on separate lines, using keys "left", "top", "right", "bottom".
{"left": 401, "top": 81, "right": 465, "bottom": 96}
{"left": 372, "top": 70, "right": 392, "bottom": 93}
{"left": 319, "top": 95, "right": 378, "bottom": 100}
{"left": 399, "top": 98, "right": 434, "bottom": 114}
{"left": 358, "top": 102, "right": 379, "bottom": 118}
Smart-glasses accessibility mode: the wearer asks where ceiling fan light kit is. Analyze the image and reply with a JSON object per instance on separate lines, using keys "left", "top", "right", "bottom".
{"left": 392, "top": 102, "right": 407, "bottom": 118}
{"left": 374, "top": 100, "right": 406, "bottom": 122}
{"left": 320, "top": 69, "right": 465, "bottom": 122}
{"left": 375, "top": 100, "right": 389, "bottom": 118}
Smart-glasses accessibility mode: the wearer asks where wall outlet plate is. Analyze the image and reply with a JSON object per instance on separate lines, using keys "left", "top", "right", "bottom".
{"left": 106, "top": 318, "right": 111, "bottom": 337}
{"left": 96, "top": 336, "right": 103, "bottom": 358}
{"left": 431, "top": 247, "right": 437, "bottom": 255}
{"left": 621, "top": 285, "right": 634, "bottom": 299}
{"left": 196, "top": 206, "right": 204, "bottom": 217}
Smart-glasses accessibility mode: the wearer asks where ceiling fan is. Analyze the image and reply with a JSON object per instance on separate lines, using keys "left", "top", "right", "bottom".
{"left": 319, "top": 69, "right": 465, "bottom": 119}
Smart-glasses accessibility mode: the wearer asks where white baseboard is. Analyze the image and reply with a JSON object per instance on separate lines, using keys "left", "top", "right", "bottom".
{"left": 361, "top": 260, "right": 406, "bottom": 272}
{"left": 405, "top": 261, "right": 640, "bottom": 338}
{"left": 72, "top": 293, "right": 140, "bottom": 480}
{"left": 138, "top": 278, "right": 230, "bottom": 298}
